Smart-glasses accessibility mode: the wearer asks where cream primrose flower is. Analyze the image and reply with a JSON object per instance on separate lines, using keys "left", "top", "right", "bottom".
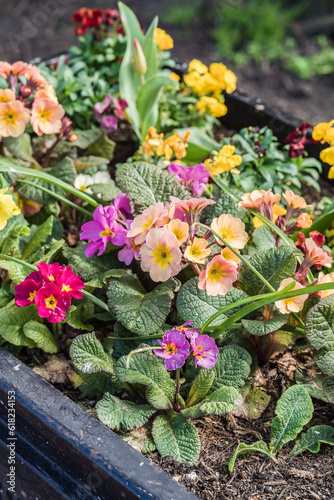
{"left": 275, "top": 278, "right": 308, "bottom": 314}
{"left": 127, "top": 202, "right": 167, "bottom": 245}
{"left": 0, "top": 100, "right": 30, "bottom": 137}
{"left": 184, "top": 238, "right": 211, "bottom": 264}
{"left": 198, "top": 255, "right": 238, "bottom": 296}
{"left": 164, "top": 219, "right": 189, "bottom": 245}
{"left": 0, "top": 188, "right": 21, "bottom": 230}
{"left": 283, "top": 190, "right": 307, "bottom": 209}
{"left": 210, "top": 214, "right": 248, "bottom": 249}
{"left": 74, "top": 174, "right": 94, "bottom": 193}
{"left": 317, "top": 272, "right": 334, "bottom": 299}
{"left": 139, "top": 228, "right": 182, "bottom": 282}
{"left": 221, "top": 247, "right": 240, "bottom": 267}
{"left": 31, "top": 98, "right": 65, "bottom": 136}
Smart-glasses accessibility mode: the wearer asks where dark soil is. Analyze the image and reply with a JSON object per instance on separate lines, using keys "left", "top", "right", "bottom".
{"left": 148, "top": 349, "right": 334, "bottom": 500}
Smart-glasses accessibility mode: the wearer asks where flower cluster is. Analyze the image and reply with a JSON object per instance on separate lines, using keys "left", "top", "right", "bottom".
{"left": 15, "top": 263, "right": 84, "bottom": 323}
{"left": 312, "top": 119, "right": 334, "bottom": 178}
{"left": 284, "top": 122, "right": 317, "bottom": 158}
{"left": 0, "top": 188, "right": 21, "bottom": 230}
{"left": 184, "top": 59, "right": 236, "bottom": 118}
{"left": 295, "top": 232, "right": 332, "bottom": 283}
{"left": 0, "top": 61, "right": 67, "bottom": 138}
{"left": 141, "top": 127, "right": 191, "bottom": 162}
{"left": 168, "top": 162, "right": 211, "bottom": 197}
{"left": 154, "top": 28, "right": 173, "bottom": 51}
{"left": 71, "top": 8, "right": 124, "bottom": 37}
{"left": 204, "top": 145, "right": 242, "bottom": 176}
{"left": 94, "top": 94, "right": 128, "bottom": 133}
{"left": 154, "top": 321, "right": 219, "bottom": 370}
{"left": 239, "top": 189, "right": 312, "bottom": 234}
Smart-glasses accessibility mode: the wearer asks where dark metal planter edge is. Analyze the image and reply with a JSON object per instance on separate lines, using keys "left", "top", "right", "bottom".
{"left": 0, "top": 347, "right": 198, "bottom": 500}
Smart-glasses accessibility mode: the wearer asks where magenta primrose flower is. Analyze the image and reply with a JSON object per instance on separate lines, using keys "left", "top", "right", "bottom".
{"left": 154, "top": 330, "right": 190, "bottom": 371}
{"left": 175, "top": 320, "right": 201, "bottom": 339}
{"left": 80, "top": 204, "right": 127, "bottom": 257}
{"left": 14, "top": 271, "right": 43, "bottom": 307}
{"left": 190, "top": 333, "right": 219, "bottom": 369}
{"left": 168, "top": 163, "right": 211, "bottom": 197}
{"left": 35, "top": 282, "right": 71, "bottom": 323}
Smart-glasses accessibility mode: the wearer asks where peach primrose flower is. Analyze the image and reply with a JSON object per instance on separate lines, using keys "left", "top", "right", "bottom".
{"left": 211, "top": 214, "right": 248, "bottom": 249}
{"left": 317, "top": 272, "right": 334, "bottom": 299}
{"left": 239, "top": 189, "right": 268, "bottom": 208}
{"left": 0, "top": 61, "right": 12, "bottom": 78}
{"left": 0, "top": 188, "right": 21, "bottom": 230}
{"left": 34, "top": 84, "right": 58, "bottom": 103}
{"left": 198, "top": 255, "right": 238, "bottom": 296}
{"left": 253, "top": 204, "right": 286, "bottom": 228}
{"left": 305, "top": 238, "right": 333, "bottom": 268}
{"left": 275, "top": 278, "right": 308, "bottom": 314}
{"left": 0, "top": 89, "right": 15, "bottom": 103}
{"left": 31, "top": 98, "right": 65, "bottom": 136}
{"left": 283, "top": 190, "right": 307, "bottom": 209}
{"left": 204, "top": 145, "right": 242, "bottom": 176}
{"left": 296, "top": 213, "right": 312, "bottom": 229}
{"left": 221, "top": 247, "right": 240, "bottom": 267}
{"left": 184, "top": 238, "right": 211, "bottom": 264}
{"left": 127, "top": 202, "right": 167, "bottom": 245}
{"left": 164, "top": 219, "right": 189, "bottom": 245}
{"left": 0, "top": 100, "right": 30, "bottom": 137}
{"left": 140, "top": 228, "right": 182, "bottom": 282}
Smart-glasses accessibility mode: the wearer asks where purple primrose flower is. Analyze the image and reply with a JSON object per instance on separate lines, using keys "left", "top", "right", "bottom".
{"left": 154, "top": 330, "right": 190, "bottom": 371}
{"left": 100, "top": 115, "right": 117, "bottom": 133}
{"left": 168, "top": 163, "right": 211, "bottom": 197}
{"left": 190, "top": 333, "right": 219, "bottom": 369}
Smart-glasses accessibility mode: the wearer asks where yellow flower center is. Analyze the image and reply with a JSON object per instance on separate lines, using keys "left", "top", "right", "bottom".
{"left": 28, "top": 290, "right": 36, "bottom": 302}
{"left": 153, "top": 244, "right": 172, "bottom": 268}
{"left": 142, "top": 217, "right": 154, "bottom": 230}
{"left": 193, "top": 345, "right": 205, "bottom": 358}
{"left": 164, "top": 343, "right": 177, "bottom": 355}
{"left": 45, "top": 295, "right": 57, "bottom": 310}
{"left": 79, "top": 185, "right": 88, "bottom": 192}
{"left": 61, "top": 284, "right": 71, "bottom": 293}
{"left": 47, "top": 274, "right": 55, "bottom": 281}
{"left": 100, "top": 226, "right": 114, "bottom": 238}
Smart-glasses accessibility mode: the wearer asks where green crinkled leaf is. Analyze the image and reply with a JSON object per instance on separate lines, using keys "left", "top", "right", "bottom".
{"left": 1, "top": 224, "right": 30, "bottom": 257}
{"left": 323, "top": 376, "right": 334, "bottom": 403}
{"left": 79, "top": 372, "right": 115, "bottom": 398}
{"left": 34, "top": 239, "right": 64, "bottom": 265}
{"left": 69, "top": 332, "right": 114, "bottom": 374}
{"left": 73, "top": 128, "right": 102, "bottom": 149}
{"left": 238, "top": 246, "right": 297, "bottom": 295}
{"left": 23, "top": 320, "right": 58, "bottom": 353}
{"left": 295, "top": 367, "right": 327, "bottom": 402}
{"left": 2, "top": 134, "right": 35, "bottom": 163}
{"left": 73, "top": 156, "right": 107, "bottom": 172}
{"left": 107, "top": 273, "right": 179, "bottom": 335}
{"left": 0, "top": 212, "right": 28, "bottom": 250}
{"left": 0, "top": 289, "right": 14, "bottom": 307}
{"left": 15, "top": 157, "right": 76, "bottom": 204}
{"left": 85, "top": 269, "right": 126, "bottom": 289}
{"left": 185, "top": 369, "right": 215, "bottom": 408}
{"left": 209, "top": 347, "right": 252, "bottom": 394}
{"left": 305, "top": 295, "right": 334, "bottom": 376}
{"left": 67, "top": 303, "right": 94, "bottom": 331}
{"left": 86, "top": 131, "right": 115, "bottom": 160}
{"left": 251, "top": 225, "right": 276, "bottom": 253}
{"left": 89, "top": 181, "right": 121, "bottom": 201}
{"left": 0, "top": 304, "right": 39, "bottom": 347}
{"left": 21, "top": 216, "right": 54, "bottom": 260}
{"left": 0, "top": 260, "right": 30, "bottom": 284}
{"left": 242, "top": 313, "right": 288, "bottom": 336}
{"left": 183, "top": 385, "right": 242, "bottom": 419}
{"left": 228, "top": 441, "right": 274, "bottom": 472}
{"left": 177, "top": 277, "right": 249, "bottom": 328}
{"left": 96, "top": 393, "right": 156, "bottom": 431}
{"left": 152, "top": 412, "right": 200, "bottom": 464}
{"left": 269, "top": 385, "right": 314, "bottom": 453}
{"left": 115, "top": 352, "right": 175, "bottom": 410}
{"left": 116, "top": 162, "right": 190, "bottom": 211}
{"left": 290, "top": 425, "right": 334, "bottom": 457}
{"left": 202, "top": 190, "right": 247, "bottom": 221}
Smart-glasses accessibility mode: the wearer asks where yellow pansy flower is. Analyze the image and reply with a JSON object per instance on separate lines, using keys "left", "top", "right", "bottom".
{"left": 154, "top": 28, "right": 174, "bottom": 50}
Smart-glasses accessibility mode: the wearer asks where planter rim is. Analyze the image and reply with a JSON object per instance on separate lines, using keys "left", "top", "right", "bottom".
{"left": 0, "top": 347, "right": 198, "bottom": 500}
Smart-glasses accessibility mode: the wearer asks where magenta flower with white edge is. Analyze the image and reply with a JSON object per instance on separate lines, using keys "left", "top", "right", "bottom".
{"left": 190, "top": 333, "right": 219, "bottom": 369}
{"left": 34, "top": 282, "right": 71, "bottom": 323}
{"left": 80, "top": 204, "right": 127, "bottom": 257}
{"left": 154, "top": 329, "right": 190, "bottom": 370}
{"left": 168, "top": 163, "right": 211, "bottom": 197}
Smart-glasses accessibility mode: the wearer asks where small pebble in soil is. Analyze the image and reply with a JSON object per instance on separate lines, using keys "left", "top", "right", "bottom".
{"left": 185, "top": 471, "right": 198, "bottom": 481}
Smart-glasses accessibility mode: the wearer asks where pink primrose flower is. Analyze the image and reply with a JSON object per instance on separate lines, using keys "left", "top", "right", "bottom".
{"left": 55, "top": 267, "right": 84, "bottom": 299}
{"left": 190, "top": 333, "right": 219, "bottom": 369}
{"left": 35, "top": 282, "right": 71, "bottom": 323}
{"left": 127, "top": 202, "right": 167, "bottom": 245}
{"left": 31, "top": 98, "right": 65, "bottom": 136}
{"left": 198, "top": 255, "right": 238, "bottom": 296}
{"left": 153, "top": 329, "right": 190, "bottom": 370}
{"left": 14, "top": 271, "right": 43, "bottom": 307}
{"left": 168, "top": 163, "right": 211, "bottom": 197}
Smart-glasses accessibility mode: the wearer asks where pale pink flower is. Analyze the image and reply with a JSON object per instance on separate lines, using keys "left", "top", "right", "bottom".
{"left": 211, "top": 214, "right": 248, "bottom": 249}
{"left": 275, "top": 278, "right": 308, "bottom": 314}
{"left": 140, "top": 228, "right": 182, "bottom": 282}
{"left": 127, "top": 202, "right": 167, "bottom": 245}
{"left": 305, "top": 238, "right": 332, "bottom": 269}
{"left": 198, "top": 255, "right": 238, "bottom": 296}
{"left": 283, "top": 190, "right": 307, "bottom": 209}
{"left": 238, "top": 190, "right": 268, "bottom": 208}
{"left": 170, "top": 196, "right": 215, "bottom": 215}
{"left": 317, "top": 272, "right": 334, "bottom": 299}
{"left": 0, "top": 89, "right": 15, "bottom": 103}
{"left": 221, "top": 247, "right": 240, "bottom": 267}
{"left": 184, "top": 237, "right": 211, "bottom": 264}
{"left": 0, "top": 100, "right": 30, "bottom": 137}
{"left": 164, "top": 219, "right": 189, "bottom": 245}
{"left": 31, "top": 98, "right": 65, "bottom": 136}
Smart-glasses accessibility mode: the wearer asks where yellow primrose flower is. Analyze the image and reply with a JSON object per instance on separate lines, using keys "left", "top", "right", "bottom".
{"left": 188, "top": 59, "right": 208, "bottom": 74}
{"left": 184, "top": 237, "right": 211, "bottom": 264}
{"left": 169, "top": 72, "right": 180, "bottom": 82}
{"left": 312, "top": 120, "right": 334, "bottom": 144}
{"left": 320, "top": 145, "right": 334, "bottom": 166}
{"left": 0, "top": 188, "right": 21, "bottom": 230}
{"left": 253, "top": 204, "right": 287, "bottom": 229}
{"left": 204, "top": 145, "right": 242, "bottom": 176}
{"left": 329, "top": 166, "right": 334, "bottom": 179}
{"left": 275, "top": 278, "right": 308, "bottom": 314}
{"left": 154, "top": 28, "right": 174, "bottom": 50}
{"left": 196, "top": 96, "right": 228, "bottom": 117}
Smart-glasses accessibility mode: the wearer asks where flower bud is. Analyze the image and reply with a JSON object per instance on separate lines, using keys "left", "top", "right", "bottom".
{"left": 133, "top": 38, "right": 147, "bottom": 75}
